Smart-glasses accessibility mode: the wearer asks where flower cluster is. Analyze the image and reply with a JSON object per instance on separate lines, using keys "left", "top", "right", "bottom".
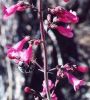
{"left": 4, "top": 0, "right": 87, "bottom": 99}
{"left": 45, "top": 6, "right": 79, "bottom": 38}
{"left": 55, "top": 64, "right": 86, "bottom": 91}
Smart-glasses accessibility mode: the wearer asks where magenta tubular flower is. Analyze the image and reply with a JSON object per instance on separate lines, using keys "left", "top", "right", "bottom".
{"left": 51, "top": 94, "right": 58, "bottom": 100}
{"left": 3, "top": 4, "right": 19, "bottom": 20}
{"left": 7, "top": 51, "right": 20, "bottom": 59}
{"left": 19, "top": 44, "right": 32, "bottom": 64}
{"left": 49, "top": 7, "right": 79, "bottom": 23}
{"left": 2, "top": 3, "right": 28, "bottom": 20}
{"left": 53, "top": 25, "right": 73, "bottom": 38}
{"left": 64, "top": 10, "right": 79, "bottom": 23}
{"left": 16, "top": 6, "right": 27, "bottom": 11}
{"left": 9, "top": 36, "right": 30, "bottom": 52}
{"left": 63, "top": 0, "right": 70, "bottom": 2}
{"left": 57, "top": 10, "right": 78, "bottom": 23}
{"left": 42, "top": 80, "right": 54, "bottom": 95}
{"left": 77, "top": 66, "right": 89, "bottom": 73}
{"left": 7, "top": 36, "right": 30, "bottom": 59}
{"left": 64, "top": 72, "right": 85, "bottom": 91}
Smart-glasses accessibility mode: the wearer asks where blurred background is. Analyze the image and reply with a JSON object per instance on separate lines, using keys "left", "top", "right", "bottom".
{"left": 0, "top": 0, "right": 90, "bottom": 100}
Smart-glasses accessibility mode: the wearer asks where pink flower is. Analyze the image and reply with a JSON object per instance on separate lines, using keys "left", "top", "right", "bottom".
{"left": 49, "top": 7, "right": 79, "bottom": 23}
{"left": 51, "top": 94, "right": 57, "bottom": 100}
{"left": 42, "top": 80, "right": 54, "bottom": 95}
{"left": 56, "top": 26, "right": 73, "bottom": 38}
{"left": 51, "top": 25, "right": 73, "bottom": 38}
{"left": 7, "top": 36, "right": 30, "bottom": 59}
{"left": 7, "top": 51, "right": 20, "bottom": 59}
{"left": 63, "top": 0, "right": 70, "bottom": 2}
{"left": 19, "top": 44, "right": 32, "bottom": 64}
{"left": 2, "top": 2, "right": 29, "bottom": 20}
{"left": 64, "top": 72, "right": 85, "bottom": 91}
{"left": 77, "top": 66, "right": 89, "bottom": 73}
{"left": 3, "top": 4, "right": 18, "bottom": 20}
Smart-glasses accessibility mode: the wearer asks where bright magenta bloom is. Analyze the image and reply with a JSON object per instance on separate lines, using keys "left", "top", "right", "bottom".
{"left": 7, "top": 36, "right": 30, "bottom": 59}
{"left": 48, "top": 7, "right": 79, "bottom": 38}
{"left": 2, "top": 2, "right": 28, "bottom": 20}
{"left": 19, "top": 44, "right": 32, "bottom": 64}
{"left": 77, "top": 66, "right": 89, "bottom": 73}
{"left": 63, "top": 0, "right": 70, "bottom": 2}
{"left": 50, "top": 25, "right": 73, "bottom": 38}
{"left": 64, "top": 72, "right": 85, "bottom": 91}
{"left": 3, "top": 4, "right": 18, "bottom": 20}
{"left": 49, "top": 7, "right": 79, "bottom": 23}
{"left": 55, "top": 26, "right": 73, "bottom": 38}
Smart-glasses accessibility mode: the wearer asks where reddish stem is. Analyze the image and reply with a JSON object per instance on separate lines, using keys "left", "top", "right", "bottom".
{"left": 38, "top": 0, "right": 51, "bottom": 100}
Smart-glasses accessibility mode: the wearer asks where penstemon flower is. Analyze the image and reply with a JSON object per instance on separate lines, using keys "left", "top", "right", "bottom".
{"left": 50, "top": 24, "right": 73, "bottom": 38}
{"left": 64, "top": 72, "right": 85, "bottom": 91}
{"left": 2, "top": 1, "right": 29, "bottom": 20}
{"left": 48, "top": 7, "right": 78, "bottom": 24}
{"left": 19, "top": 44, "right": 33, "bottom": 64}
{"left": 77, "top": 66, "right": 89, "bottom": 73}
{"left": 47, "top": 6, "right": 79, "bottom": 38}
{"left": 8, "top": 36, "right": 30, "bottom": 52}
{"left": 7, "top": 36, "right": 30, "bottom": 59}
{"left": 63, "top": 0, "right": 70, "bottom": 2}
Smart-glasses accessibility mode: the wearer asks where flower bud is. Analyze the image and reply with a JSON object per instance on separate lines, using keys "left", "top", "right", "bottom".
{"left": 24, "top": 87, "right": 31, "bottom": 93}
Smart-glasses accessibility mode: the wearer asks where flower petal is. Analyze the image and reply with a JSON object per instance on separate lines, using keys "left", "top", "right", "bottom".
{"left": 56, "top": 26, "right": 73, "bottom": 38}
{"left": 64, "top": 72, "right": 85, "bottom": 91}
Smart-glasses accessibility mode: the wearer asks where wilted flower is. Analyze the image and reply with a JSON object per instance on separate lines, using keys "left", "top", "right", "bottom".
{"left": 64, "top": 72, "right": 85, "bottom": 91}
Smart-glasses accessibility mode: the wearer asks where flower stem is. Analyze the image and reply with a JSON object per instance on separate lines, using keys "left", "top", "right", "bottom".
{"left": 38, "top": 0, "right": 51, "bottom": 100}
